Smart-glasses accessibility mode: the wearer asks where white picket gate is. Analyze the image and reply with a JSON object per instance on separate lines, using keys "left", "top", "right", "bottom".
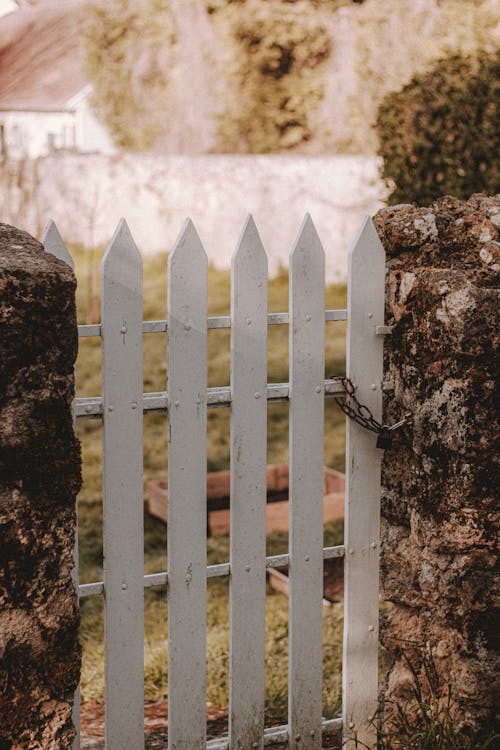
{"left": 42, "top": 213, "right": 386, "bottom": 750}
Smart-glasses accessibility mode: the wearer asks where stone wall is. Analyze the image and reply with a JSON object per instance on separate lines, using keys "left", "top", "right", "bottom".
{"left": 375, "top": 194, "right": 499, "bottom": 741}
{"left": 0, "top": 224, "right": 81, "bottom": 748}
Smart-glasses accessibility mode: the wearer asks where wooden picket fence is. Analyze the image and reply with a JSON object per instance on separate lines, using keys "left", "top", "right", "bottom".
{"left": 42, "top": 213, "right": 386, "bottom": 750}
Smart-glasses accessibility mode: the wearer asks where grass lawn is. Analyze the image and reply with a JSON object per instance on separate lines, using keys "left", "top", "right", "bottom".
{"left": 73, "top": 244, "right": 347, "bottom": 720}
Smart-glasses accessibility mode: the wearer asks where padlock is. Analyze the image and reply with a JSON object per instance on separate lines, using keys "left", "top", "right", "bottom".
{"left": 376, "top": 429, "right": 392, "bottom": 450}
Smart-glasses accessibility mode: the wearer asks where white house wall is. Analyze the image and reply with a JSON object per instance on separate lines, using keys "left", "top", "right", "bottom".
{"left": 0, "top": 104, "right": 115, "bottom": 158}
{"left": 0, "top": 110, "right": 76, "bottom": 158}
{"left": 74, "top": 98, "right": 116, "bottom": 156}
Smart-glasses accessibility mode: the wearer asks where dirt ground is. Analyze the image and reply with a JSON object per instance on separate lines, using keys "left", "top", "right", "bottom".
{"left": 80, "top": 702, "right": 341, "bottom": 748}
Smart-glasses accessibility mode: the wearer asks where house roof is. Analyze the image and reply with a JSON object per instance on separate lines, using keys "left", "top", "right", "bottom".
{"left": 0, "top": 1, "right": 86, "bottom": 110}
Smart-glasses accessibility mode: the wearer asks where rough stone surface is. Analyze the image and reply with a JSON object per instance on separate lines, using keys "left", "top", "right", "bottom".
{"left": 0, "top": 224, "right": 81, "bottom": 749}
{"left": 374, "top": 195, "right": 499, "bottom": 740}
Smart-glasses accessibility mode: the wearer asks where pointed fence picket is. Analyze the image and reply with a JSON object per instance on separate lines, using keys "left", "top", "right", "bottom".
{"left": 229, "top": 217, "right": 268, "bottom": 749}
{"left": 288, "top": 216, "right": 326, "bottom": 749}
{"left": 45, "top": 213, "right": 386, "bottom": 750}
{"left": 101, "top": 221, "right": 144, "bottom": 749}
{"left": 167, "top": 220, "right": 208, "bottom": 750}
{"left": 41, "top": 218, "right": 75, "bottom": 269}
{"left": 342, "top": 218, "right": 385, "bottom": 749}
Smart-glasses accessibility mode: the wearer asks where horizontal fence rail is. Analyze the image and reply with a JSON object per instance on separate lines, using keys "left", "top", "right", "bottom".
{"left": 42, "top": 213, "right": 385, "bottom": 750}
{"left": 206, "top": 718, "right": 343, "bottom": 750}
{"left": 78, "top": 545, "right": 346, "bottom": 598}
{"left": 76, "top": 309, "right": 347, "bottom": 337}
{"left": 74, "top": 379, "right": 348, "bottom": 417}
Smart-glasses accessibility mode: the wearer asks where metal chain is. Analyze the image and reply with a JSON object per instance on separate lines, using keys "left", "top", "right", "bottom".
{"left": 330, "top": 376, "right": 412, "bottom": 448}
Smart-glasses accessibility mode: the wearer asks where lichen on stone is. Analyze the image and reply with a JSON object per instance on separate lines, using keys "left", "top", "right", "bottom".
{"left": 375, "top": 194, "right": 499, "bottom": 741}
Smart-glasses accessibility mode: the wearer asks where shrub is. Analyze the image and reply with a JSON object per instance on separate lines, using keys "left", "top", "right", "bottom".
{"left": 80, "top": 0, "right": 176, "bottom": 151}
{"left": 216, "top": 0, "right": 331, "bottom": 152}
{"left": 376, "top": 50, "right": 500, "bottom": 206}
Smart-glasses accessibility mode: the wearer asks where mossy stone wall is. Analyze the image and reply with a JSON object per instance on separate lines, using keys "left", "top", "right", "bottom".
{"left": 375, "top": 194, "right": 499, "bottom": 740}
{"left": 0, "top": 224, "right": 81, "bottom": 749}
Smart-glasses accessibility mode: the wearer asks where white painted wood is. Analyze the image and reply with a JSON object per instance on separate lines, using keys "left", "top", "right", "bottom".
{"left": 229, "top": 216, "right": 268, "bottom": 749}
{"left": 342, "top": 217, "right": 385, "bottom": 749}
{"left": 167, "top": 219, "right": 208, "bottom": 750}
{"left": 78, "top": 547, "right": 346, "bottom": 600}
{"left": 77, "top": 310, "right": 346, "bottom": 339}
{"left": 41, "top": 219, "right": 75, "bottom": 269}
{"left": 74, "top": 379, "right": 347, "bottom": 418}
{"left": 288, "top": 215, "right": 325, "bottom": 750}
{"left": 41, "top": 222, "right": 80, "bottom": 749}
{"left": 101, "top": 220, "right": 144, "bottom": 750}
{"left": 206, "top": 718, "right": 343, "bottom": 750}
{"left": 49, "top": 210, "right": 384, "bottom": 749}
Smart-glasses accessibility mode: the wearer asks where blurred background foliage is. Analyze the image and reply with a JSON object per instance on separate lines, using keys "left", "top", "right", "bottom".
{"left": 376, "top": 49, "right": 500, "bottom": 205}
{"left": 211, "top": 0, "right": 331, "bottom": 152}
{"left": 80, "top": 0, "right": 500, "bottom": 158}
{"left": 80, "top": 0, "right": 177, "bottom": 150}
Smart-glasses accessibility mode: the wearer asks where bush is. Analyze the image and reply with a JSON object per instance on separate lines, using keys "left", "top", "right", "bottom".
{"left": 80, "top": 0, "right": 176, "bottom": 151}
{"left": 376, "top": 50, "right": 500, "bottom": 206}
{"left": 216, "top": 0, "right": 331, "bottom": 152}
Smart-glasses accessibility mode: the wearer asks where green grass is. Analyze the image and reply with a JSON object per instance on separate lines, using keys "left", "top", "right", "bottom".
{"left": 73, "top": 245, "right": 347, "bottom": 717}
{"left": 80, "top": 527, "right": 344, "bottom": 717}
{"left": 356, "top": 647, "right": 500, "bottom": 750}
